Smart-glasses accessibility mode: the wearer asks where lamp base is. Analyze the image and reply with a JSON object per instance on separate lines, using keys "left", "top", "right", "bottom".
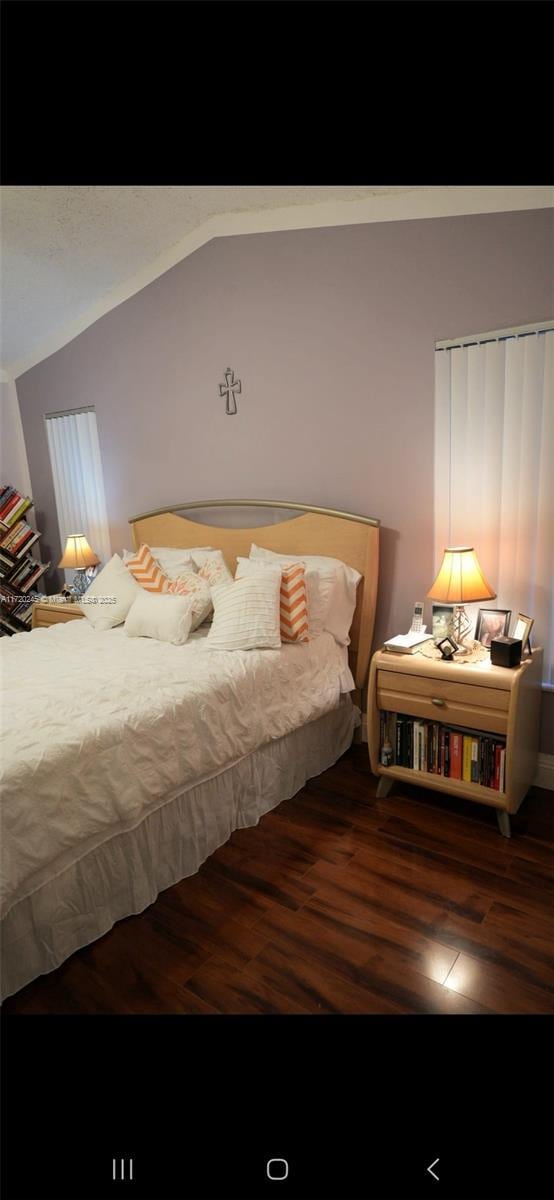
{"left": 452, "top": 604, "right": 473, "bottom": 651}
{"left": 69, "top": 567, "right": 97, "bottom": 599}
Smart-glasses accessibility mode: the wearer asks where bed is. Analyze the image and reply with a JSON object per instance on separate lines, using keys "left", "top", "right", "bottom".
{"left": 0, "top": 500, "right": 379, "bottom": 1000}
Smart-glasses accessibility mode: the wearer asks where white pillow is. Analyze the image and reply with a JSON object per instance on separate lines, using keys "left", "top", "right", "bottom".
{"left": 148, "top": 549, "right": 232, "bottom": 630}
{"left": 124, "top": 546, "right": 197, "bottom": 581}
{"left": 248, "top": 544, "right": 329, "bottom": 638}
{"left": 249, "top": 543, "right": 361, "bottom": 646}
{"left": 235, "top": 557, "right": 282, "bottom": 583}
{"left": 188, "top": 547, "right": 221, "bottom": 569}
{"left": 80, "top": 553, "right": 142, "bottom": 630}
{"left": 149, "top": 545, "right": 218, "bottom": 571}
{"left": 167, "top": 573, "right": 213, "bottom": 630}
{"left": 206, "top": 574, "right": 281, "bottom": 650}
{"left": 124, "top": 590, "right": 193, "bottom": 645}
{"left": 197, "top": 549, "right": 234, "bottom": 590}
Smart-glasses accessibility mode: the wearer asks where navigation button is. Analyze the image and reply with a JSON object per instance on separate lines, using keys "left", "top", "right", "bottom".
{"left": 112, "top": 1157, "right": 134, "bottom": 1183}
{"left": 426, "top": 1156, "right": 440, "bottom": 1182}
{"left": 267, "top": 1158, "right": 289, "bottom": 1181}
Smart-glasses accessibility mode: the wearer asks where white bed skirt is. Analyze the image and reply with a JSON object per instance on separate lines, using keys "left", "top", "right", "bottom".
{"left": 1, "top": 697, "right": 359, "bottom": 1001}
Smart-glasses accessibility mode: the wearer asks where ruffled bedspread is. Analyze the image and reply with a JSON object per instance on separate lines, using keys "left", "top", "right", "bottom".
{"left": 0, "top": 621, "right": 354, "bottom": 918}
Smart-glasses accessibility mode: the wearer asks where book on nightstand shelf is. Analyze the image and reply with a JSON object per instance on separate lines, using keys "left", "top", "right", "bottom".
{"left": 0, "top": 484, "right": 50, "bottom": 636}
{"left": 379, "top": 711, "right": 506, "bottom": 791}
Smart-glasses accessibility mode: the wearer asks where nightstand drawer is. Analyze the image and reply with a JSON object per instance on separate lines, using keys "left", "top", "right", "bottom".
{"left": 377, "top": 668, "right": 509, "bottom": 735}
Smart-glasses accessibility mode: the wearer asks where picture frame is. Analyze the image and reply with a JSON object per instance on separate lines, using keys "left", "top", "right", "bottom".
{"left": 474, "top": 608, "right": 512, "bottom": 649}
{"left": 512, "top": 612, "right": 534, "bottom": 654}
{"left": 436, "top": 635, "right": 458, "bottom": 660}
{"left": 432, "top": 603, "right": 454, "bottom": 640}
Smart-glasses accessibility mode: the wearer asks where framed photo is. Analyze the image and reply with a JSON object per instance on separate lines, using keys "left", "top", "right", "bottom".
{"left": 432, "top": 603, "right": 454, "bottom": 640}
{"left": 512, "top": 612, "right": 534, "bottom": 653}
{"left": 475, "top": 608, "right": 512, "bottom": 648}
{"left": 437, "top": 635, "right": 458, "bottom": 660}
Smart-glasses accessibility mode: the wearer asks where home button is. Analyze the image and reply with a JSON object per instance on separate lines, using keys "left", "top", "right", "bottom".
{"left": 267, "top": 1158, "right": 289, "bottom": 1181}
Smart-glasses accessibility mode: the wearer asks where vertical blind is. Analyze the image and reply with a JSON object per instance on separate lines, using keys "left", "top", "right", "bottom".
{"left": 45, "top": 408, "right": 111, "bottom": 580}
{"left": 434, "top": 326, "right": 553, "bottom": 687}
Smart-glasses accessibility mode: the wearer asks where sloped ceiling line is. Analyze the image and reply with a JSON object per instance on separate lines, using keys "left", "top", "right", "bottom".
{"left": 4, "top": 185, "right": 552, "bottom": 379}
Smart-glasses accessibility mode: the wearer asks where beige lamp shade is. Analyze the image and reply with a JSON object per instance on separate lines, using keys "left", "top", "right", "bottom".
{"left": 427, "top": 546, "right": 496, "bottom": 603}
{"left": 58, "top": 534, "right": 100, "bottom": 570}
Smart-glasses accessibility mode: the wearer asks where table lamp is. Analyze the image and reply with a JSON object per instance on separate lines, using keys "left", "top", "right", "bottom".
{"left": 427, "top": 546, "right": 496, "bottom": 649}
{"left": 58, "top": 534, "right": 100, "bottom": 598}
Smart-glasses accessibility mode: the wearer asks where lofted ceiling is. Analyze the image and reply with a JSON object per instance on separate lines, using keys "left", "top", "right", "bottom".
{"left": 1, "top": 185, "right": 550, "bottom": 377}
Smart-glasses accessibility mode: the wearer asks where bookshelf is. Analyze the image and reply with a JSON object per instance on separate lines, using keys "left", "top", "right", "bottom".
{"left": 0, "top": 484, "right": 50, "bottom": 636}
{"left": 368, "top": 646, "right": 543, "bottom": 837}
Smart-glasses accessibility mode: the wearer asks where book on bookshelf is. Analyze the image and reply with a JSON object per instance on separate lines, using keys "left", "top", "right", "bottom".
{"left": 0, "top": 582, "right": 33, "bottom": 625}
{"left": 471, "top": 737, "right": 479, "bottom": 784}
{"left": 450, "top": 731, "right": 462, "bottom": 779}
{"left": 494, "top": 744, "right": 501, "bottom": 791}
{"left": 0, "top": 613, "right": 28, "bottom": 635}
{"left": 21, "top": 561, "right": 49, "bottom": 591}
{"left": 0, "top": 484, "right": 49, "bottom": 636}
{"left": 0, "top": 487, "right": 32, "bottom": 525}
{"left": 378, "top": 710, "right": 506, "bottom": 792}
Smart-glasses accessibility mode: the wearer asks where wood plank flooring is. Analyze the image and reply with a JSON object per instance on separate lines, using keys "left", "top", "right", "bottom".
{"left": 4, "top": 745, "right": 553, "bottom": 1015}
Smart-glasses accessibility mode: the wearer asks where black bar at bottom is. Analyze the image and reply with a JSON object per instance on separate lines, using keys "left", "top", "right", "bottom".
{"left": 1, "top": 1015, "right": 552, "bottom": 1200}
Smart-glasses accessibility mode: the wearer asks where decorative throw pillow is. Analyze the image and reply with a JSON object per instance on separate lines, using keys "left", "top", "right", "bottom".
{"left": 235, "top": 557, "right": 309, "bottom": 642}
{"left": 144, "top": 545, "right": 231, "bottom": 579}
{"left": 206, "top": 574, "right": 281, "bottom": 651}
{"left": 125, "top": 544, "right": 168, "bottom": 593}
{"left": 80, "top": 554, "right": 142, "bottom": 630}
{"left": 249, "top": 543, "right": 361, "bottom": 646}
{"left": 183, "top": 547, "right": 222, "bottom": 570}
{"left": 278, "top": 563, "right": 309, "bottom": 642}
{"left": 124, "top": 590, "right": 193, "bottom": 645}
{"left": 198, "top": 549, "right": 234, "bottom": 589}
{"left": 166, "top": 574, "right": 213, "bottom": 631}
{"left": 145, "top": 547, "right": 198, "bottom": 580}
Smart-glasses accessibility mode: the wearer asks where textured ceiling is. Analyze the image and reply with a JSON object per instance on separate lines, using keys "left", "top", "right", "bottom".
{"left": 1, "top": 185, "right": 549, "bottom": 374}
{"left": 1, "top": 185, "right": 420, "bottom": 369}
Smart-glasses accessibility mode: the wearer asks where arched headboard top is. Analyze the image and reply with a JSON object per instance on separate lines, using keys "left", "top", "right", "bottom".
{"left": 129, "top": 500, "right": 379, "bottom": 692}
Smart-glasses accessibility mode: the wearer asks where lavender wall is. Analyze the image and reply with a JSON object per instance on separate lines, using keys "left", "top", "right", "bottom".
{"left": 16, "top": 209, "right": 553, "bottom": 748}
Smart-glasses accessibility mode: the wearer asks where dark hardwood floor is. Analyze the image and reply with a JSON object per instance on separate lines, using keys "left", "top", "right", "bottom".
{"left": 4, "top": 745, "right": 553, "bottom": 1015}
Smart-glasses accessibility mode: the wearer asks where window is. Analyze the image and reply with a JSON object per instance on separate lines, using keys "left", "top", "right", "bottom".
{"left": 434, "top": 323, "right": 553, "bottom": 687}
{"left": 45, "top": 407, "right": 111, "bottom": 581}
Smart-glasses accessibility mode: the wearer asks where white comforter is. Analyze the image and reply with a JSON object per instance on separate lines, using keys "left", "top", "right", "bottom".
{"left": 0, "top": 621, "right": 354, "bottom": 919}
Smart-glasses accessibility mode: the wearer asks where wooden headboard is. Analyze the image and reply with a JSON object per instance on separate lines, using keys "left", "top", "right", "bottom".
{"left": 129, "top": 500, "right": 379, "bottom": 693}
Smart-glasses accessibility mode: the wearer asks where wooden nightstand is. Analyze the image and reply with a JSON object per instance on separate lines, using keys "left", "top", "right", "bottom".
{"left": 368, "top": 646, "right": 543, "bottom": 837}
{"left": 31, "top": 600, "right": 85, "bottom": 629}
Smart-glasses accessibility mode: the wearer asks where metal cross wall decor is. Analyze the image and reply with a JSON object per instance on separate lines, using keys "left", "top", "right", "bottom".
{"left": 219, "top": 368, "right": 241, "bottom": 415}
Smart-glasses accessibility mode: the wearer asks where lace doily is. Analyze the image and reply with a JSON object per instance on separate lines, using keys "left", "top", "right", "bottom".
{"left": 416, "top": 639, "right": 489, "bottom": 665}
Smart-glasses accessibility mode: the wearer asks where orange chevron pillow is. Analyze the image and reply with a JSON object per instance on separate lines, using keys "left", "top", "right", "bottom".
{"left": 125, "top": 544, "right": 169, "bottom": 593}
{"left": 235, "top": 556, "right": 310, "bottom": 642}
{"left": 279, "top": 562, "right": 309, "bottom": 642}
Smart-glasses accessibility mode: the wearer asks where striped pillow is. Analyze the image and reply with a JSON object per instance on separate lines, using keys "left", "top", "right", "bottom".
{"left": 125, "top": 544, "right": 169, "bottom": 593}
{"left": 279, "top": 563, "right": 309, "bottom": 642}
{"left": 235, "top": 557, "right": 309, "bottom": 643}
{"left": 206, "top": 575, "right": 281, "bottom": 650}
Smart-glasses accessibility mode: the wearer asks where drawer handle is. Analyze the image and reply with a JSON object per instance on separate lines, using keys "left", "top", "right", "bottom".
{"left": 432, "top": 697, "right": 445, "bottom": 706}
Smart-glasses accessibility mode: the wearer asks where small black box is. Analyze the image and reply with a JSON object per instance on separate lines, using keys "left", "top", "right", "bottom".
{"left": 490, "top": 636, "right": 522, "bottom": 668}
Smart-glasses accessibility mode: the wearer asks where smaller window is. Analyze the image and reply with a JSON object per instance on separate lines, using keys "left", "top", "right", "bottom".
{"left": 45, "top": 406, "right": 111, "bottom": 581}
